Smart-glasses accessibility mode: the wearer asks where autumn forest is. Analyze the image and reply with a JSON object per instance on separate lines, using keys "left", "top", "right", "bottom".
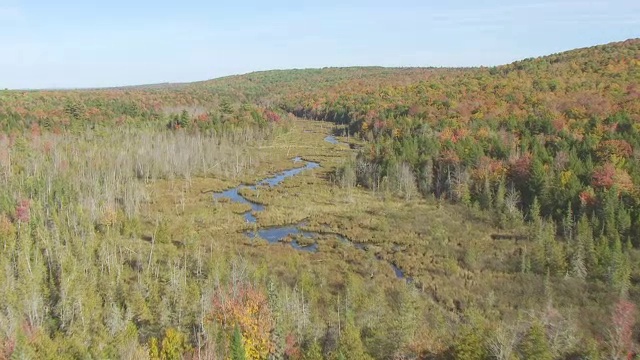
{"left": 0, "top": 38, "right": 639, "bottom": 359}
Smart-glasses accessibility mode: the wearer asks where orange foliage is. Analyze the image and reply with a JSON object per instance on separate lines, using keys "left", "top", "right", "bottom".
{"left": 472, "top": 156, "right": 506, "bottom": 182}
{"left": 210, "top": 283, "right": 274, "bottom": 359}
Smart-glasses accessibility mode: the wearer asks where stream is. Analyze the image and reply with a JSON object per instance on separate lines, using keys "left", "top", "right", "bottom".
{"left": 213, "top": 138, "right": 409, "bottom": 280}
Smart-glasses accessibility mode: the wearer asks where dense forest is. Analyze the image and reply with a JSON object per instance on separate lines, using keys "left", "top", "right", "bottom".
{"left": 0, "top": 39, "right": 638, "bottom": 359}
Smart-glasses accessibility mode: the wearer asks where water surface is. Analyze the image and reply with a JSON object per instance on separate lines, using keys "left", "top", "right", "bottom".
{"left": 214, "top": 156, "right": 409, "bottom": 280}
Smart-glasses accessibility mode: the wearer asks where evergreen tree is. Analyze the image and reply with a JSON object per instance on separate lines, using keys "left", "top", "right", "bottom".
{"left": 179, "top": 110, "right": 190, "bottom": 127}
{"left": 602, "top": 189, "right": 619, "bottom": 240}
{"left": 562, "top": 202, "right": 574, "bottom": 240}
{"left": 526, "top": 157, "right": 547, "bottom": 209}
{"left": 479, "top": 177, "right": 493, "bottom": 210}
{"left": 454, "top": 324, "right": 488, "bottom": 360}
{"left": 576, "top": 215, "right": 597, "bottom": 275}
{"left": 569, "top": 212, "right": 588, "bottom": 279}
{"left": 529, "top": 197, "right": 542, "bottom": 225}
{"left": 520, "top": 321, "right": 553, "bottom": 360}
{"left": 335, "top": 318, "right": 372, "bottom": 360}
{"left": 616, "top": 204, "right": 631, "bottom": 239}
{"left": 533, "top": 221, "right": 566, "bottom": 275}
{"left": 570, "top": 235, "right": 587, "bottom": 279}
{"left": 231, "top": 325, "right": 247, "bottom": 360}
{"left": 609, "top": 237, "right": 631, "bottom": 296}
{"left": 528, "top": 197, "right": 543, "bottom": 245}
{"left": 494, "top": 179, "right": 508, "bottom": 228}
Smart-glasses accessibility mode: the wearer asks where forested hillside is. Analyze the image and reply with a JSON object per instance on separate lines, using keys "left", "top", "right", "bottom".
{"left": 0, "top": 39, "right": 638, "bottom": 359}
{"left": 279, "top": 39, "right": 640, "bottom": 276}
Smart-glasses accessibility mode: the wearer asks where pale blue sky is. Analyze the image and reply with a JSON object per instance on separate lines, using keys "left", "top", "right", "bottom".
{"left": 1, "top": 0, "right": 638, "bottom": 89}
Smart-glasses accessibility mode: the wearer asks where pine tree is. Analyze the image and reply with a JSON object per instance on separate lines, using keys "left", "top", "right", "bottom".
{"left": 570, "top": 236, "right": 587, "bottom": 279}
{"left": 479, "top": 177, "right": 493, "bottom": 210}
{"left": 562, "top": 203, "right": 574, "bottom": 240}
{"left": 533, "top": 220, "right": 566, "bottom": 275}
{"left": 494, "top": 179, "right": 508, "bottom": 228}
{"left": 569, "top": 212, "right": 587, "bottom": 279}
{"left": 454, "top": 324, "right": 488, "bottom": 360}
{"left": 527, "top": 157, "right": 547, "bottom": 209}
{"left": 231, "top": 325, "right": 247, "bottom": 360}
{"left": 529, "top": 197, "right": 542, "bottom": 226}
{"left": 609, "top": 237, "right": 631, "bottom": 296}
{"left": 520, "top": 321, "right": 553, "bottom": 360}
{"left": 576, "top": 215, "right": 597, "bottom": 275}
{"left": 179, "top": 110, "right": 190, "bottom": 127}
{"left": 616, "top": 204, "right": 631, "bottom": 239}
{"left": 335, "top": 318, "right": 372, "bottom": 360}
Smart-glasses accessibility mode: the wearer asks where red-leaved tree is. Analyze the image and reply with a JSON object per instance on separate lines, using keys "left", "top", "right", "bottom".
{"left": 15, "top": 199, "right": 30, "bottom": 224}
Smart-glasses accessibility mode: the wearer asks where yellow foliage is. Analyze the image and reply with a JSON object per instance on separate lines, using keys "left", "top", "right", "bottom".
{"left": 560, "top": 170, "right": 573, "bottom": 187}
{"left": 211, "top": 284, "right": 274, "bottom": 359}
{"left": 610, "top": 153, "right": 626, "bottom": 168}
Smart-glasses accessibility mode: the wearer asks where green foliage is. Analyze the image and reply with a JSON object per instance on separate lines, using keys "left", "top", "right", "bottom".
{"left": 519, "top": 321, "right": 553, "bottom": 360}
{"left": 161, "top": 328, "right": 190, "bottom": 360}
{"left": 155, "top": 218, "right": 171, "bottom": 244}
{"left": 453, "top": 325, "right": 488, "bottom": 360}
{"left": 149, "top": 328, "right": 190, "bottom": 360}
{"left": 304, "top": 341, "right": 324, "bottom": 360}
{"left": 335, "top": 318, "right": 372, "bottom": 360}
{"left": 231, "top": 325, "right": 247, "bottom": 360}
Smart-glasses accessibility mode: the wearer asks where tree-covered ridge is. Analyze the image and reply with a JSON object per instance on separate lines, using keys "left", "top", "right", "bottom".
{"left": 0, "top": 85, "right": 283, "bottom": 134}
{"left": 7, "top": 39, "right": 635, "bottom": 134}
{"left": 277, "top": 39, "right": 640, "bottom": 236}
{"left": 281, "top": 39, "right": 639, "bottom": 125}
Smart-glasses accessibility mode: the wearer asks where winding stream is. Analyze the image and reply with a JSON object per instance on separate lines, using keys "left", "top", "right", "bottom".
{"left": 213, "top": 138, "right": 409, "bottom": 280}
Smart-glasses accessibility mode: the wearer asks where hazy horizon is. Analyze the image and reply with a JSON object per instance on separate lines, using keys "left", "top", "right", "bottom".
{"left": 1, "top": 0, "right": 638, "bottom": 90}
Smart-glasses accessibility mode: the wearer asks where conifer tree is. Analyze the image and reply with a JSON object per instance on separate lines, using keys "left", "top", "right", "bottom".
{"left": 562, "top": 203, "right": 574, "bottom": 240}
{"left": 335, "top": 318, "right": 372, "bottom": 360}
{"left": 569, "top": 212, "right": 588, "bottom": 279}
{"left": 454, "top": 324, "right": 488, "bottom": 360}
{"left": 609, "top": 237, "right": 631, "bottom": 296}
{"left": 231, "top": 325, "right": 247, "bottom": 360}
{"left": 520, "top": 320, "right": 553, "bottom": 360}
{"left": 576, "top": 215, "right": 597, "bottom": 275}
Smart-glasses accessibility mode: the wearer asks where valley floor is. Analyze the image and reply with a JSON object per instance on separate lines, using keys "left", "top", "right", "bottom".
{"left": 137, "top": 118, "right": 613, "bottom": 357}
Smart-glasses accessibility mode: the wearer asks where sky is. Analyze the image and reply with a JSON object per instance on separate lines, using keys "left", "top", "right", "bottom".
{"left": 0, "top": 0, "right": 638, "bottom": 89}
